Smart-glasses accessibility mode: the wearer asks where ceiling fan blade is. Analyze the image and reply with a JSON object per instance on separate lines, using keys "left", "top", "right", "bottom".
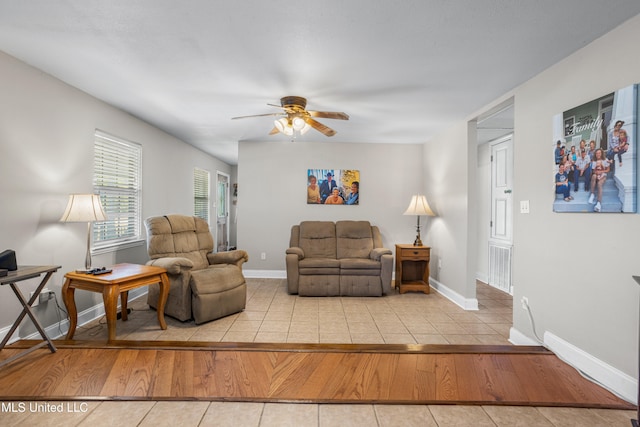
{"left": 231, "top": 112, "right": 284, "bottom": 120}
{"left": 268, "top": 127, "right": 280, "bottom": 135}
{"left": 305, "top": 118, "right": 336, "bottom": 137}
{"left": 308, "top": 110, "right": 350, "bottom": 120}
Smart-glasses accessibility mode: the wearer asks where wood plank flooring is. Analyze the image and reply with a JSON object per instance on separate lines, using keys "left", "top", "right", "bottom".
{"left": 0, "top": 341, "right": 634, "bottom": 409}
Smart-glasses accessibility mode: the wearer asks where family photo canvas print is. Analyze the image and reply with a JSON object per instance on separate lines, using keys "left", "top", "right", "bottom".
{"left": 552, "top": 84, "right": 637, "bottom": 213}
{"left": 307, "top": 169, "right": 360, "bottom": 205}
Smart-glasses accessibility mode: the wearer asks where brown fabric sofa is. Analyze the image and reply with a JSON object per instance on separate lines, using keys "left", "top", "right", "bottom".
{"left": 145, "top": 215, "right": 248, "bottom": 324}
{"left": 286, "top": 221, "right": 393, "bottom": 296}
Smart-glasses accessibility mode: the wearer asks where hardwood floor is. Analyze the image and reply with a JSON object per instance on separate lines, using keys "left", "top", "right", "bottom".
{"left": 0, "top": 341, "right": 632, "bottom": 409}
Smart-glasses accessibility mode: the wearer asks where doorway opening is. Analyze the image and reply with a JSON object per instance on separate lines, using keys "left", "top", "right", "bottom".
{"left": 475, "top": 101, "right": 514, "bottom": 296}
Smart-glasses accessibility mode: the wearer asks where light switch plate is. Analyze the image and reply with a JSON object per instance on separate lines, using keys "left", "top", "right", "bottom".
{"left": 520, "top": 200, "right": 530, "bottom": 214}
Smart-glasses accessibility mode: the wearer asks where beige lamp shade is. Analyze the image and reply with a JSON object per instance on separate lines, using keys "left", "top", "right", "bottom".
{"left": 403, "top": 194, "right": 435, "bottom": 217}
{"left": 60, "top": 194, "right": 107, "bottom": 269}
{"left": 60, "top": 194, "right": 107, "bottom": 223}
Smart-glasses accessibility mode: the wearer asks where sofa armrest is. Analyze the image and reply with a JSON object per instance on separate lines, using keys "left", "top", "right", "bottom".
{"left": 285, "top": 253, "right": 300, "bottom": 294}
{"left": 207, "top": 249, "right": 249, "bottom": 268}
{"left": 286, "top": 247, "right": 305, "bottom": 260}
{"left": 379, "top": 253, "right": 394, "bottom": 295}
{"left": 370, "top": 247, "right": 392, "bottom": 261}
{"left": 146, "top": 257, "right": 194, "bottom": 275}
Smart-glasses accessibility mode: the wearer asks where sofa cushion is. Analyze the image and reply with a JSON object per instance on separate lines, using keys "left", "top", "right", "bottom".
{"left": 340, "top": 258, "right": 381, "bottom": 270}
{"left": 340, "top": 258, "right": 381, "bottom": 276}
{"left": 299, "top": 221, "right": 337, "bottom": 259}
{"left": 190, "top": 265, "right": 244, "bottom": 295}
{"left": 300, "top": 258, "right": 341, "bottom": 268}
{"left": 336, "top": 221, "right": 374, "bottom": 259}
{"left": 299, "top": 257, "right": 340, "bottom": 275}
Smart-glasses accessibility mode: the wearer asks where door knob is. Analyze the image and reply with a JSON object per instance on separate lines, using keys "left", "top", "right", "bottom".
{"left": 504, "top": 189, "right": 512, "bottom": 194}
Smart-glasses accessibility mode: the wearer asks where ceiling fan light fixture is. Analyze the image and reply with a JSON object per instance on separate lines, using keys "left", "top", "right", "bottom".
{"left": 300, "top": 123, "right": 311, "bottom": 135}
{"left": 292, "top": 116, "right": 306, "bottom": 131}
{"left": 274, "top": 117, "right": 288, "bottom": 133}
{"left": 239, "top": 96, "right": 347, "bottom": 138}
{"left": 282, "top": 119, "right": 294, "bottom": 136}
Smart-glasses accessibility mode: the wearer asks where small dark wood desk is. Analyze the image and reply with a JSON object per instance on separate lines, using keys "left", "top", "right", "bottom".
{"left": 0, "top": 265, "right": 61, "bottom": 367}
{"left": 62, "top": 263, "right": 169, "bottom": 342}
{"left": 395, "top": 244, "right": 431, "bottom": 294}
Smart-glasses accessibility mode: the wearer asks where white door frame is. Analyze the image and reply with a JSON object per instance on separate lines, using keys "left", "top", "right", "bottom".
{"left": 215, "top": 171, "right": 230, "bottom": 252}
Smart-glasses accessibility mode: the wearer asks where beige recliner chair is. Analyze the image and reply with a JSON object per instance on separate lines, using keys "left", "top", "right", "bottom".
{"left": 145, "top": 214, "right": 248, "bottom": 324}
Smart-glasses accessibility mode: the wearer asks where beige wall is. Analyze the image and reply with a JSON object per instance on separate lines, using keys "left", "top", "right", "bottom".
{"left": 0, "top": 50, "right": 232, "bottom": 337}
{"left": 237, "top": 140, "right": 426, "bottom": 273}
{"left": 509, "top": 15, "right": 640, "bottom": 377}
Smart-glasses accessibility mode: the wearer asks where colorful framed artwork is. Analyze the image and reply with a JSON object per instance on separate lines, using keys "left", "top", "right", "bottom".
{"left": 552, "top": 84, "right": 637, "bottom": 213}
{"left": 307, "top": 169, "right": 360, "bottom": 205}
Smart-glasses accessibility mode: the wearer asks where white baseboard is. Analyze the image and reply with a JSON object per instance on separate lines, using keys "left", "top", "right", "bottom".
{"left": 4, "top": 287, "right": 148, "bottom": 343}
{"left": 244, "top": 269, "right": 286, "bottom": 279}
{"left": 429, "top": 277, "right": 479, "bottom": 311}
{"left": 508, "top": 327, "right": 541, "bottom": 346}
{"left": 544, "top": 331, "right": 636, "bottom": 404}
{"left": 0, "top": 324, "right": 14, "bottom": 345}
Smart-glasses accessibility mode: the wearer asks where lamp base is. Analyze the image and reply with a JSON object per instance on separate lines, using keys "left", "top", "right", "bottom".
{"left": 412, "top": 216, "right": 424, "bottom": 246}
{"left": 85, "top": 221, "right": 92, "bottom": 270}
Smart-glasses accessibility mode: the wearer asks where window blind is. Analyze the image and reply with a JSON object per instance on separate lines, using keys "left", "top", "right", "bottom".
{"left": 194, "top": 168, "right": 210, "bottom": 222}
{"left": 93, "top": 131, "right": 142, "bottom": 248}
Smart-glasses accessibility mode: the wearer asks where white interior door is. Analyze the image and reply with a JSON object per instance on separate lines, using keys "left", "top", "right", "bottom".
{"left": 489, "top": 135, "right": 514, "bottom": 293}
{"left": 215, "top": 171, "right": 230, "bottom": 252}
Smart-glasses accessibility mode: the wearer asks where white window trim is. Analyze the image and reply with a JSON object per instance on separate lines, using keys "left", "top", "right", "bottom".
{"left": 194, "top": 167, "right": 210, "bottom": 223}
{"left": 92, "top": 130, "right": 143, "bottom": 253}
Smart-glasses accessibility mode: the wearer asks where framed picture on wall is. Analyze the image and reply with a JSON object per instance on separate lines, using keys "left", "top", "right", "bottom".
{"left": 552, "top": 84, "right": 637, "bottom": 213}
{"left": 307, "top": 169, "right": 360, "bottom": 205}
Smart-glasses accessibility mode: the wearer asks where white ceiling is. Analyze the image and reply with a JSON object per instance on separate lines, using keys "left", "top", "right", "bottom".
{"left": 1, "top": 1, "right": 639, "bottom": 164}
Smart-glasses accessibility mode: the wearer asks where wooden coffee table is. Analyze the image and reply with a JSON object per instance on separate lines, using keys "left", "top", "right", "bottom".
{"left": 62, "top": 263, "right": 169, "bottom": 342}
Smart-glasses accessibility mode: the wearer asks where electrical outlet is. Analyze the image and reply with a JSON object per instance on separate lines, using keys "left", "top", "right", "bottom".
{"left": 39, "top": 290, "right": 55, "bottom": 304}
{"left": 521, "top": 296, "right": 529, "bottom": 310}
{"left": 261, "top": 252, "right": 266, "bottom": 260}
{"left": 29, "top": 289, "right": 54, "bottom": 307}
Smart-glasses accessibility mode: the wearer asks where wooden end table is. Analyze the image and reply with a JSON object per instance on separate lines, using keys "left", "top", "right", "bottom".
{"left": 62, "top": 263, "right": 169, "bottom": 342}
{"left": 395, "top": 244, "right": 431, "bottom": 294}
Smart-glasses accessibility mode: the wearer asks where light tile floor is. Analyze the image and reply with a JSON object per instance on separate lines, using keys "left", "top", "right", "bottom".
{"left": 3, "top": 280, "right": 634, "bottom": 426}
{"left": 71, "top": 278, "right": 515, "bottom": 345}
{"left": 1, "top": 400, "right": 635, "bottom": 427}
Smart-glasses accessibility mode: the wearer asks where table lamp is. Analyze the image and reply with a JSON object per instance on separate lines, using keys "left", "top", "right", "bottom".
{"left": 403, "top": 194, "right": 435, "bottom": 246}
{"left": 60, "top": 194, "right": 107, "bottom": 270}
